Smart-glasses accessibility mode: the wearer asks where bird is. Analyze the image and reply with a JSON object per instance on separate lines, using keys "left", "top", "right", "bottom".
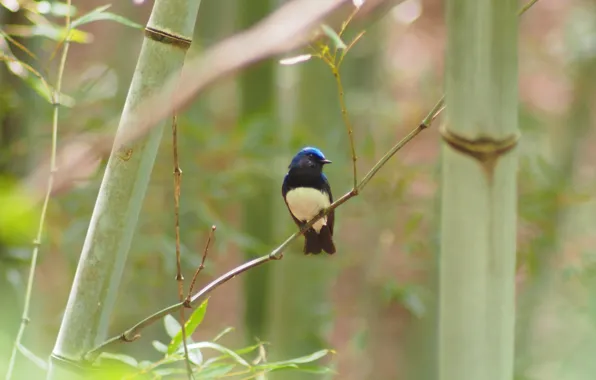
{"left": 281, "top": 147, "right": 336, "bottom": 255}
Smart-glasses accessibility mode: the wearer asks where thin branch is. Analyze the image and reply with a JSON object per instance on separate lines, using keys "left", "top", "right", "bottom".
{"left": 4, "top": 2, "right": 72, "bottom": 378}
{"left": 63, "top": 0, "right": 545, "bottom": 365}
{"left": 519, "top": 0, "right": 539, "bottom": 15}
{"left": 185, "top": 225, "right": 216, "bottom": 304}
{"left": 358, "top": 96, "right": 444, "bottom": 191}
{"left": 338, "top": 30, "right": 366, "bottom": 67}
{"left": 333, "top": 5, "right": 360, "bottom": 60}
{"left": 171, "top": 113, "right": 193, "bottom": 379}
{"left": 84, "top": 88, "right": 444, "bottom": 362}
{"left": 23, "top": 0, "right": 389, "bottom": 202}
{"left": 332, "top": 66, "right": 358, "bottom": 190}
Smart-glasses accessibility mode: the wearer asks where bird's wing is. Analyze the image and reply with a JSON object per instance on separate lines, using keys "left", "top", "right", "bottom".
{"left": 321, "top": 174, "right": 334, "bottom": 235}
{"left": 281, "top": 174, "right": 303, "bottom": 227}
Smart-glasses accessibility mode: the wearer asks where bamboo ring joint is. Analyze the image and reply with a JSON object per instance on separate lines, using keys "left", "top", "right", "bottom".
{"left": 439, "top": 124, "right": 520, "bottom": 163}
{"left": 144, "top": 27, "right": 192, "bottom": 50}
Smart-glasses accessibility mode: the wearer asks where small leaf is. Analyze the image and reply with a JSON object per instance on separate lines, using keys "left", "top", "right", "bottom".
{"left": 71, "top": 4, "right": 142, "bottom": 29}
{"left": 279, "top": 54, "right": 312, "bottom": 65}
{"left": 234, "top": 342, "right": 265, "bottom": 356}
{"left": 266, "top": 364, "right": 334, "bottom": 374}
{"left": 188, "top": 349, "right": 203, "bottom": 366}
{"left": 17, "top": 344, "right": 48, "bottom": 370}
{"left": 321, "top": 25, "right": 346, "bottom": 49}
{"left": 163, "top": 314, "right": 181, "bottom": 338}
{"left": 403, "top": 289, "right": 426, "bottom": 318}
{"left": 3, "top": 24, "right": 92, "bottom": 43}
{"left": 98, "top": 352, "right": 138, "bottom": 368}
{"left": 168, "top": 298, "right": 209, "bottom": 354}
{"left": 138, "top": 360, "right": 153, "bottom": 369}
{"left": 185, "top": 342, "right": 250, "bottom": 367}
{"left": 194, "top": 364, "right": 235, "bottom": 379}
{"left": 152, "top": 340, "right": 168, "bottom": 354}
{"left": 153, "top": 368, "right": 188, "bottom": 377}
{"left": 213, "top": 327, "right": 234, "bottom": 342}
{"left": 256, "top": 349, "right": 331, "bottom": 369}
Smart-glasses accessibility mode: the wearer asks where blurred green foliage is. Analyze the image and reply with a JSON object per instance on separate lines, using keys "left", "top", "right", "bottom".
{"left": 1, "top": 0, "right": 596, "bottom": 379}
{"left": 86, "top": 299, "right": 332, "bottom": 379}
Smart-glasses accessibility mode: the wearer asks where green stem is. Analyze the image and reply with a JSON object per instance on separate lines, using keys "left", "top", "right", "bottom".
{"left": 332, "top": 66, "right": 358, "bottom": 190}
{"left": 84, "top": 81, "right": 445, "bottom": 362}
{"left": 48, "top": 2, "right": 204, "bottom": 378}
{"left": 4, "top": 3, "right": 72, "bottom": 378}
{"left": 358, "top": 96, "right": 444, "bottom": 191}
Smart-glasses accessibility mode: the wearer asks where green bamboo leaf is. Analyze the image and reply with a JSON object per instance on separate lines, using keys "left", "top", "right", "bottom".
{"left": 202, "top": 342, "right": 265, "bottom": 368}
{"left": 321, "top": 24, "right": 346, "bottom": 49}
{"left": 167, "top": 298, "right": 209, "bottom": 354}
{"left": 163, "top": 314, "right": 181, "bottom": 338}
{"left": 255, "top": 349, "right": 331, "bottom": 369}
{"left": 2, "top": 24, "right": 91, "bottom": 43}
{"left": 185, "top": 342, "right": 250, "bottom": 367}
{"left": 212, "top": 326, "right": 234, "bottom": 342}
{"left": 402, "top": 288, "right": 426, "bottom": 318}
{"left": 17, "top": 344, "right": 47, "bottom": 371}
{"left": 265, "top": 364, "right": 334, "bottom": 374}
{"left": 153, "top": 368, "right": 188, "bottom": 377}
{"left": 97, "top": 352, "right": 138, "bottom": 368}
{"left": 152, "top": 340, "right": 168, "bottom": 354}
{"left": 188, "top": 348, "right": 203, "bottom": 366}
{"left": 71, "top": 4, "right": 142, "bottom": 30}
{"left": 194, "top": 364, "right": 236, "bottom": 379}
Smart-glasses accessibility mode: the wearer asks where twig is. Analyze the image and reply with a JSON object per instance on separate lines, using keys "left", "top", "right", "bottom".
{"left": 315, "top": 14, "right": 364, "bottom": 190}
{"left": 22, "top": 0, "right": 391, "bottom": 203}
{"left": 170, "top": 114, "right": 193, "bottom": 379}
{"left": 185, "top": 225, "right": 216, "bottom": 304}
{"left": 338, "top": 30, "right": 366, "bottom": 67}
{"left": 332, "top": 65, "right": 358, "bottom": 190}
{"left": 84, "top": 89, "right": 445, "bottom": 362}
{"left": 519, "top": 0, "right": 539, "bottom": 15}
{"left": 66, "top": 0, "right": 545, "bottom": 364}
{"left": 4, "top": 2, "right": 72, "bottom": 379}
{"left": 333, "top": 5, "right": 359, "bottom": 60}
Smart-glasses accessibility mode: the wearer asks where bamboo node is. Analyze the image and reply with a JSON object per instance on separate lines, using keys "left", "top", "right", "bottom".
{"left": 144, "top": 27, "right": 192, "bottom": 50}
{"left": 440, "top": 125, "right": 520, "bottom": 179}
{"left": 439, "top": 125, "right": 519, "bottom": 162}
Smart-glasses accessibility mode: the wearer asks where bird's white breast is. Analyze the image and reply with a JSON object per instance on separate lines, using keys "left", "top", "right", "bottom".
{"left": 285, "top": 187, "right": 330, "bottom": 233}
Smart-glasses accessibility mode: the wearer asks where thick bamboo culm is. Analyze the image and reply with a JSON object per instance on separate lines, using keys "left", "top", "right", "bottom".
{"left": 48, "top": 1, "right": 203, "bottom": 378}
{"left": 439, "top": 1, "right": 519, "bottom": 380}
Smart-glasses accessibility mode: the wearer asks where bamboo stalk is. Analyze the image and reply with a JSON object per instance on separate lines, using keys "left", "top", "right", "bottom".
{"left": 439, "top": 1, "right": 519, "bottom": 380}
{"left": 47, "top": 0, "right": 203, "bottom": 377}
{"left": 239, "top": 0, "right": 277, "bottom": 343}
{"left": 5, "top": 2, "right": 72, "bottom": 379}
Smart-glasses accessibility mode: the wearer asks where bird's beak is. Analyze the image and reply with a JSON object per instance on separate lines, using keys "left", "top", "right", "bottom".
{"left": 321, "top": 159, "right": 332, "bottom": 164}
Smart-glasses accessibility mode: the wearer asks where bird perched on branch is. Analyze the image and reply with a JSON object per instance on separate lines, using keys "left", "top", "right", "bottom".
{"left": 282, "top": 147, "right": 336, "bottom": 254}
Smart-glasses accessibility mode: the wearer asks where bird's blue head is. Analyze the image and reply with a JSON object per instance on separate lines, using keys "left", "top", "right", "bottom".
{"left": 289, "top": 147, "right": 332, "bottom": 170}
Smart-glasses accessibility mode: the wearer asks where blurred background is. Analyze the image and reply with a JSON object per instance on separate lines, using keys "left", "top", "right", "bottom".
{"left": 2, "top": 0, "right": 596, "bottom": 379}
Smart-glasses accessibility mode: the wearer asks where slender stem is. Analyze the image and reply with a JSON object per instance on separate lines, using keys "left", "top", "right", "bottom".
{"left": 170, "top": 113, "right": 192, "bottom": 379}
{"left": 519, "top": 0, "right": 539, "bottom": 15}
{"left": 85, "top": 0, "right": 544, "bottom": 365}
{"left": 338, "top": 31, "right": 366, "bottom": 68}
{"left": 185, "top": 225, "right": 216, "bottom": 303}
{"left": 358, "top": 96, "right": 444, "bottom": 191}
{"left": 332, "top": 66, "right": 358, "bottom": 190}
{"left": 84, "top": 82, "right": 445, "bottom": 362}
{"left": 333, "top": 6, "right": 359, "bottom": 60}
{"left": 4, "top": 3, "right": 72, "bottom": 378}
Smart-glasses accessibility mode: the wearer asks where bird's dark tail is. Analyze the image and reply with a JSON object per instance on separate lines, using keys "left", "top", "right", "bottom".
{"left": 303, "top": 226, "right": 336, "bottom": 255}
